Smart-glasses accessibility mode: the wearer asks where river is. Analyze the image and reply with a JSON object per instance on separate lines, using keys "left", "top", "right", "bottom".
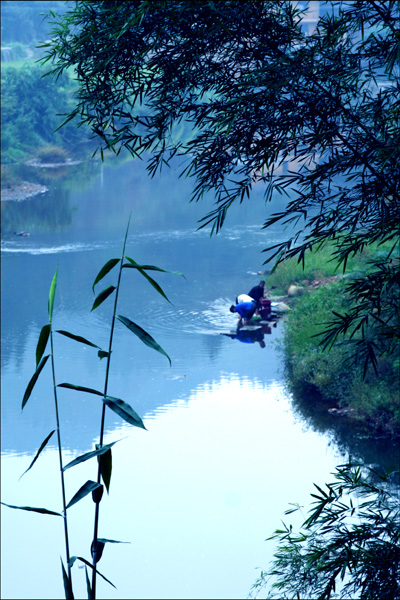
{"left": 1, "top": 155, "right": 397, "bottom": 599}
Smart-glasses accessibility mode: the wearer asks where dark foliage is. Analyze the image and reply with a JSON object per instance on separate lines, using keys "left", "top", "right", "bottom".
{"left": 251, "top": 461, "right": 400, "bottom": 599}
{"left": 41, "top": 0, "right": 400, "bottom": 373}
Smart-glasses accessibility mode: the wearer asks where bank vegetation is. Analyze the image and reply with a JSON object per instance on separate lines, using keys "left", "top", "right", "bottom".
{"left": 265, "top": 241, "right": 399, "bottom": 438}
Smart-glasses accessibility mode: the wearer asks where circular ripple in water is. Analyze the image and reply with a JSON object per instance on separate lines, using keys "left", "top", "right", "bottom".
{"left": 141, "top": 297, "right": 237, "bottom": 337}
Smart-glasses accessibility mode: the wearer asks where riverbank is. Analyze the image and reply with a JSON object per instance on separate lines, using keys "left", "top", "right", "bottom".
{"left": 261, "top": 246, "right": 400, "bottom": 439}
{"left": 1, "top": 180, "right": 49, "bottom": 202}
{"left": 1, "top": 157, "right": 83, "bottom": 202}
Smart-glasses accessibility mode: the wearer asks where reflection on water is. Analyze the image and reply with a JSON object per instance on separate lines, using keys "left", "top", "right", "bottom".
{"left": 1, "top": 376, "right": 347, "bottom": 600}
{"left": 222, "top": 322, "right": 277, "bottom": 349}
{"left": 288, "top": 382, "right": 400, "bottom": 473}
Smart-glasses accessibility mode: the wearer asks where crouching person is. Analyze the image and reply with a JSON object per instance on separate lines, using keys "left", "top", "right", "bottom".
{"left": 229, "top": 300, "right": 256, "bottom": 325}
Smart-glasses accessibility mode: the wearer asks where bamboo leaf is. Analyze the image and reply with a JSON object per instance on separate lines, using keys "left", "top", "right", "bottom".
{"left": 116, "top": 315, "right": 171, "bottom": 365}
{"left": 19, "top": 430, "right": 55, "bottom": 479}
{"left": 22, "top": 354, "right": 50, "bottom": 409}
{"left": 98, "top": 447, "right": 112, "bottom": 494}
{"left": 92, "top": 259, "right": 120, "bottom": 292}
{"left": 54, "top": 109, "right": 79, "bottom": 132}
{"left": 97, "top": 537, "right": 129, "bottom": 545}
{"left": 36, "top": 324, "right": 51, "bottom": 367}
{"left": 66, "top": 480, "right": 103, "bottom": 509}
{"left": 69, "top": 557, "right": 116, "bottom": 589}
{"left": 123, "top": 259, "right": 171, "bottom": 303}
{"left": 57, "top": 383, "right": 104, "bottom": 396}
{"left": 122, "top": 214, "right": 131, "bottom": 257}
{"left": 1, "top": 502, "right": 62, "bottom": 516}
{"left": 61, "top": 558, "right": 74, "bottom": 600}
{"left": 124, "top": 256, "right": 186, "bottom": 278}
{"left": 48, "top": 267, "right": 58, "bottom": 323}
{"left": 56, "top": 330, "right": 101, "bottom": 349}
{"left": 91, "top": 285, "right": 116, "bottom": 311}
{"left": 103, "top": 396, "right": 147, "bottom": 430}
{"left": 313, "top": 484, "right": 329, "bottom": 498}
{"left": 63, "top": 441, "right": 118, "bottom": 471}
{"left": 85, "top": 567, "right": 94, "bottom": 600}
{"left": 90, "top": 537, "right": 130, "bottom": 565}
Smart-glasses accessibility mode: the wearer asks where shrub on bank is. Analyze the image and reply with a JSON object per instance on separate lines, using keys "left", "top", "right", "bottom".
{"left": 264, "top": 240, "right": 392, "bottom": 296}
{"left": 35, "top": 145, "right": 69, "bottom": 164}
{"left": 283, "top": 281, "right": 400, "bottom": 437}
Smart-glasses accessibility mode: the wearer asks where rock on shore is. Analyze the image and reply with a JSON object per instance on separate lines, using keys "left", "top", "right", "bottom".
{"left": 1, "top": 181, "right": 48, "bottom": 202}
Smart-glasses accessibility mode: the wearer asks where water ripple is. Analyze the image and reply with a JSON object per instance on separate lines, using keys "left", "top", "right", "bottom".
{"left": 1, "top": 241, "right": 109, "bottom": 254}
{"left": 139, "top": 297, "right": 237, "bottom": 336}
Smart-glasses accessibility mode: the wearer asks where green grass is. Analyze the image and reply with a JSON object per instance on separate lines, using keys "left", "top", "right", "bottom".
{"left": 264, "top": 240, "right": 394, "bottom": 296}
{"left": 283, "top": 280, "right": 400, "bottom": 437}
{"left": 265, "top": 240, "right": 400, "bottom": 437}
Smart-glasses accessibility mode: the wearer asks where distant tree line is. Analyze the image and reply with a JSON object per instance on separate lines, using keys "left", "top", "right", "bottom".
{"left": 1, "top": 0, "right": 68, "bottom": 45}
{"left": 1, "top": 65, "right": 89, "bottom": 163}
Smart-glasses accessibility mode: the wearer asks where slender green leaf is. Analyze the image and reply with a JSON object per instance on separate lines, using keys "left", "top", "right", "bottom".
{"left": 63, "top": 441, "right": 118, "bottom": 471}
{"left": 19, "top": 430, "right": 55, "bottom": 479}
{"left": 98, "top": 447, "right": 112, "bottom": 494}
{"left": 98, "top": 350, "right": 110, "bottom": 360}
{"left": 54, "top": 109, "right": 79, "bottom": 131}
{"left": 56, "top": 330, "right": 101, "bottom": 349}
{"left": 92, "top": 259, "right": 120, "bottom": 292}
{"left": 116, "top": 315, "right": 171, "bottom": 365}
{"left": 91, "top": 285, "right": 116, "bottom": 311}
{"left": 48, "top": 267, "right": 58, "bottom": 323}
{"left": 61, "top": 558, "right": 74, "bottom": 600}
{"left": 22, "top": 354, "right": 50, "bottom": 409}
{"left": 123, "top": 259, "right": 172, "bottom": 303}
{"left": 103, "top": 396, "right": 147, "bottom": 429}
{"left": 66, "top": 480, "right": 103, "bottom": 509}
{"left": 122, "top": 214, "right": 131, "bottom": 257}
{"left": 69, "top": 556, "right": 116, "bottom": 589}
{"left": 36, "top": 324, "right": 51, "bottom": 367}
{"left": 90, "top": 537, "right": 130, "bottom": 566}
{"left": 124, "top": 257, "right": 186, "bottom": 278}
{"left": 57, "top": 383, "right": 104, "bottom": 396}
{"left": 97, "top": 538, "right": 129, "bottom": 545}
{"left": 85, "top": 567, "right": 94, "bottom": 600}
{"left": 1, "top": 502, "right": 62, "bottom": 516}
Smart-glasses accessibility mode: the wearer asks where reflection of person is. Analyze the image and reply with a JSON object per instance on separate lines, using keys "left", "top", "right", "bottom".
{"left": 229, "top": 300, "right": 256, "bottom": 325}
{"left": 261, "top": 323, "right": 272, "bottom": 335}
{"left": 237, "top": 327, "right": 266, "bottom": 348}
{"left": 223, "top": 324, "right": 266, "bottom": 348}
{"left": 248, "top": 280, "right": 266, "bottom": 314}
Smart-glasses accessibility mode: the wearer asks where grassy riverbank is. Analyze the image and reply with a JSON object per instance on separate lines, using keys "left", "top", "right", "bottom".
{"left": 264, "top": 243, "right": 400, "bottom": 438}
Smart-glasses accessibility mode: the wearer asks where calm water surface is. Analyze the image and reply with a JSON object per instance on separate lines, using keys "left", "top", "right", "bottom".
{"left": 1, "top": 157, "right": 397, "bottom": 599}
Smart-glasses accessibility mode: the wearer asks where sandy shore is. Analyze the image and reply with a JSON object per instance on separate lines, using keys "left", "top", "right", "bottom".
{"left": 1, "top": 181, "right": 49, "bottom": 202}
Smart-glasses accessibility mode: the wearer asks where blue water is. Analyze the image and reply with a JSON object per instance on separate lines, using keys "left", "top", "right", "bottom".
{"left": 1, "top": 156, "right": 396, "bottom": 599}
